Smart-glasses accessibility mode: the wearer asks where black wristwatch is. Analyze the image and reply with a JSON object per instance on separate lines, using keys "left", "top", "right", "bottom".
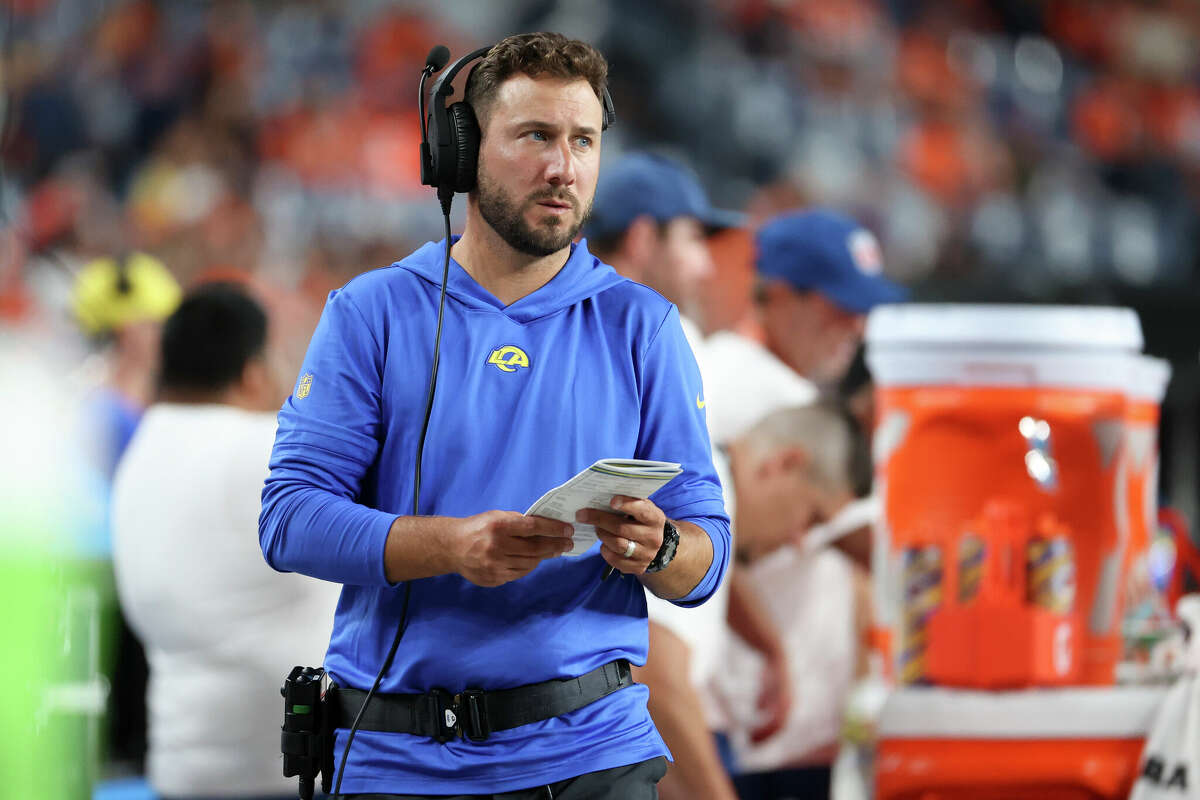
{"left": 646, "top": 520, "right": 680, "bottom": 574}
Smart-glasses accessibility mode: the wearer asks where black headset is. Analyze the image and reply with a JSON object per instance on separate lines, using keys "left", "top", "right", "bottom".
{"left": 418, "top": 43, "right": 616, "bottom": 203}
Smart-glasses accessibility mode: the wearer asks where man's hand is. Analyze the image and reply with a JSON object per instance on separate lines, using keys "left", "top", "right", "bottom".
{"left": 575, "top": 495, "right": 666, "bottom": 576}
{"left": 453, "top": 511, "right": 575, "bottom": 587}
{"left": 749, "top": 649, "right": 792, "bottom": 743}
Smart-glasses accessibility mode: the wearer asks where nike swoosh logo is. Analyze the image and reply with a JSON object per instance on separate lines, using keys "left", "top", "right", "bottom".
{"left": 696, "top": 393, "right": 706, "bottom": 410}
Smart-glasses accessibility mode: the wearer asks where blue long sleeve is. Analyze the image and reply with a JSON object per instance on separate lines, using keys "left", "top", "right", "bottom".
{"left": 259, "top": 290, "right": 399, "bottom": 586}
{"left": 635, "top": 307, "right": 731, "bottom": 607}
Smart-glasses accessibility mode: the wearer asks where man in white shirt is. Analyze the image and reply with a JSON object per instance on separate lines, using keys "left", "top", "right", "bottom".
{"left": 585, "top": 152, "right": 791, "bottom": 800}
{"left": 111, "top": 283, "right": 339, "bottom": 800}
{"left": 708, "top": 209, "right": 906, "bottom": 798}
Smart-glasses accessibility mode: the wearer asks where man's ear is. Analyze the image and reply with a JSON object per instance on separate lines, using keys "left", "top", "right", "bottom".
{"left": 623, "top": 215, "right": 660, "bottom": 269}
{"left": 757, "top": 445, "right": 809, "bottom": 478}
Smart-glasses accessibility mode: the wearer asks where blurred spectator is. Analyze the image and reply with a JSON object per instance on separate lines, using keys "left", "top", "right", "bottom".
{"left": 586, "top": 151, "right": 742, "bottom": 327}
{"left": 702, "top": 210, "right": 905, "bottom": 445}
{"left": 717, "top": 403, "right": 864, "bottom": 800}
{"left": 72, "top": 251, "right": 181, "bottom": 480}
{"left": 111, "top": 283, "right": 337, "bottom": 799}
{"left": 70, "top": 250, "right": 182, "bottom": 771}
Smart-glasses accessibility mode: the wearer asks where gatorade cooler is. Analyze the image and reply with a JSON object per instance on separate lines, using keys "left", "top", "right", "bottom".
{"left": 866, "top": 305, "right": 1143, "bottom": 687}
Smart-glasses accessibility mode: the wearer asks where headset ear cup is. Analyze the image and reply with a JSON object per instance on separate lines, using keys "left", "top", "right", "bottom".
{"left": 446, "top": 102, "right": 480, "bottom": 193}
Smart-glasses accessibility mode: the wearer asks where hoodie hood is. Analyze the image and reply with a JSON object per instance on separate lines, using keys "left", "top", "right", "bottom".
{"left": 396, "top": 236, "right": 626, "bottom": 324}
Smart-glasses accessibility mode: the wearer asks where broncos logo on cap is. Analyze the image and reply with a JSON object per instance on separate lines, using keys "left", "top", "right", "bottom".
{"left": 487, "top": 345, "right": 531, "bottom": 373}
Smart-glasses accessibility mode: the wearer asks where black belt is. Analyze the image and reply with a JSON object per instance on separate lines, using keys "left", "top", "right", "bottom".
{"left": 329, "top": 659, "right": 633, "bottom": 743}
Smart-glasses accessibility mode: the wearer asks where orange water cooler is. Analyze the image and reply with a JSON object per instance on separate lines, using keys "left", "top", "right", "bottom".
{"left": 864, "top": 305, "right": 1171, "bottom": 800}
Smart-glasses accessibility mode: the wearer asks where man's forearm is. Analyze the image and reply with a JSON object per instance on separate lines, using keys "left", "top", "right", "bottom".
{"left": 726, "top": 566, "right": 785, "bottom": 659}
{"left": 640, "top": 520, "right": 713, "bottom": 600}
{"left": 382, "top": 515, "right": 461, "bottom": 583}
{"left": 383, "top": 510, "right": 575, "bottom": 586}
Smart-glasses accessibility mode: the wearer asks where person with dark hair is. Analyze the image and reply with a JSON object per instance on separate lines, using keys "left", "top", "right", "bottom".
{"left": 259, "top": 32, "right": 730, "bottom": 799}
{"left": 111, "top": 283, "right": 339, "bottom": 800}
{"left": 157, "top": 283, "right": 270, "bottom": 398}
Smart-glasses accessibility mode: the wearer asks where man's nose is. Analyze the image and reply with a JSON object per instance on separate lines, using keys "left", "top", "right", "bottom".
{"left": 543, "top": 137, "right": 577, "bottom": 186}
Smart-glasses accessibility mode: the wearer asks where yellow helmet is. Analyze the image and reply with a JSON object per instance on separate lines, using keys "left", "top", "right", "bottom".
{"left": 71, "top": 252, "right": 182, "bottom": 336}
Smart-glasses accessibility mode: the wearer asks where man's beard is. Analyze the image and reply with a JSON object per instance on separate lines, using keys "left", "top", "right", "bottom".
{"left": 476, "top": 168, "right": 591, "bottom": 257}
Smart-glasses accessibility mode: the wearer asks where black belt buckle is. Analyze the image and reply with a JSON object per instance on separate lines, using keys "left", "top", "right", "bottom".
{"left": 426, "top": 687, "right": 491, "bottom": 743}
{"left": 456, "top": 688, "right": 490, "bottom": 742}
{"left": 425, "top": 688, "right": 458, "bottom": 743}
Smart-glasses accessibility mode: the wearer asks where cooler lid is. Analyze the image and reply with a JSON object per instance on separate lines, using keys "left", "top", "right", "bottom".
{"left": 866, "top": 305, "right": 1143, "bottom": 352}
{"left": 878, "top": 685, "right": 1168, "bottom": 739}
{"left": 1128, "top": 355, "right": 1171, "bottom": 400}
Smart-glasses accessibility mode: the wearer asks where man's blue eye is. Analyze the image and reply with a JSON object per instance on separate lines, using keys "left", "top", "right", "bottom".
{"left": 576, "top": 137, "right": 592, "bottom": 148}
{"left": 530, "top": 131, "right": 547, "bottom": 141}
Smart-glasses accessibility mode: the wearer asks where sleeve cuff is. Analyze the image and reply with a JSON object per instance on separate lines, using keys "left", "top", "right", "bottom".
{"left": 670, "top": 513, "right": 731, "bottom": 607}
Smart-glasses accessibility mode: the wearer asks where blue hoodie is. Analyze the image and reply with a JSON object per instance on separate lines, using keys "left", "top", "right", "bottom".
{"left": 259, "top": 238, "right": 730, "bottom": 794}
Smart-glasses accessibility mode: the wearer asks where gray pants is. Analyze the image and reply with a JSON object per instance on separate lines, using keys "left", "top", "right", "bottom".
{"left": 337, "top": 757, "right": 668, "bottom": 800}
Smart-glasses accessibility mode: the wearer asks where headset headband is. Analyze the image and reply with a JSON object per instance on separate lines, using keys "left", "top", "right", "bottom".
{"left": 428, "top": 44, "right": 615, "bottom": 141}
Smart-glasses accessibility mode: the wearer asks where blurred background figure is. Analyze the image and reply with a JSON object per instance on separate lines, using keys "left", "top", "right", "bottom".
{"left": 754, "top": 210, "right": 906, "bottom": 389}
{"left": 70, "top": 250, "right": 181, "bottom": 777}
{"left": 587, "top": 151, "right": 789, "bottom": 800}
{"left": 717, "top": 404, "right": 867, "bottom": 800}
{"left": 587, "top": 151, "right": 743, "bottom": 331}
{"left": 110, "top": 283, "right": 338, "bottom": 800}
{"left": 72, "top": 252, "right": 181, "bottom": 482}
{"left": 704, "top": 210, "right": 907, "bottom": 445}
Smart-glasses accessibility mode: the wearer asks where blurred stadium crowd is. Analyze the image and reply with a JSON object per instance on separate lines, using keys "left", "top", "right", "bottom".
{"left": 5, "top": 0, "right": 1200, "bottom": 315}
{"left": 7, "top": 0, "right": 1200, "bottom": 519}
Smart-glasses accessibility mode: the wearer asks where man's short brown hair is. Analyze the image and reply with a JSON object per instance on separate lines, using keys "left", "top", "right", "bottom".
{"left": 465, "top": 32, "right": 609, "bottom": 129}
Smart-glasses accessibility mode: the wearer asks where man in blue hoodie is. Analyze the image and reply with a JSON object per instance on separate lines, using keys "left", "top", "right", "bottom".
{"left": 259, "top": 32, "right": 730, "bottom": 799}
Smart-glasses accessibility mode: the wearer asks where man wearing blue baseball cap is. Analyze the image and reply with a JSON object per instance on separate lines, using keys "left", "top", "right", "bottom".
{"left": 706, "top": 208, "right": 906, "bottom": 800}
{"left": 756, "top": 209, "right": 907, "bottom": 386}
{"left": 758, "top": 209, "right": 902, "bottom": 388}
{"left": 704, "top": 208, "right": 907, "bottom": 443}
{"left": 585, "top": 152, "right": 744, "bottom": 330}
{"left": 586, "top": 153, "right": 792, "bottom": 800}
